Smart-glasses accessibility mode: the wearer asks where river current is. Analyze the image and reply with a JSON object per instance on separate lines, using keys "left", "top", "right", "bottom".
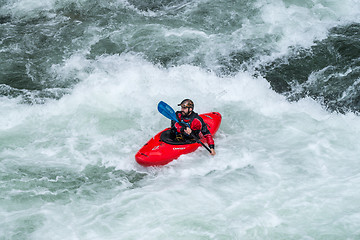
{"left": 1, "top": 0, "right": 360, "bottom": 239}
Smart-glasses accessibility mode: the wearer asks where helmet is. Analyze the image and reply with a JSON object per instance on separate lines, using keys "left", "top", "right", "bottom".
{"left": 178, "top": 99, "right": 194, "bottom": 109}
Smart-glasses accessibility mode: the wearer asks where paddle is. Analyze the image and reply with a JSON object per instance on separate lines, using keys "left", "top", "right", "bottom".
{"left": 157, "top": 101, "right": 212, "bottom": 154}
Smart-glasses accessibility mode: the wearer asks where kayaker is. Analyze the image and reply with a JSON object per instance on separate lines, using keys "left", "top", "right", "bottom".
{"left": 170, "top": 99, "right": 216, "bottom": 156}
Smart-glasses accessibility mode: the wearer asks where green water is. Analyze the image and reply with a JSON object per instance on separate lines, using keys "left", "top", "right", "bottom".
{"left": 1, "top": 0, "right": 360, "bottom": 239}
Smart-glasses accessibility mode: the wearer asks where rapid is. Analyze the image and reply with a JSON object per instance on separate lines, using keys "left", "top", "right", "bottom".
{"left": 1, "top": 0, "right": 360, "bottom": 239}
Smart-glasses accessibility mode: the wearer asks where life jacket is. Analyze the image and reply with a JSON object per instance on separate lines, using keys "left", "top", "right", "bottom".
{"left": 171, "top": 111, "right": 214, "bottom": 148}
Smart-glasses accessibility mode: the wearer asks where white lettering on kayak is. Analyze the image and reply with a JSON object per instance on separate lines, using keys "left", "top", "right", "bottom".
{"left": 152, "top": 146, "right": 160, "bottom": 150}
{"left": 173, "top": 147, "right": 186, "bottom": 150}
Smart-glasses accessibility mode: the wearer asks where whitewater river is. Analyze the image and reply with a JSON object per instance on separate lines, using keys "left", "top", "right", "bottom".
{"left": 1, "top": 0, "right": 360, "bottom": 239}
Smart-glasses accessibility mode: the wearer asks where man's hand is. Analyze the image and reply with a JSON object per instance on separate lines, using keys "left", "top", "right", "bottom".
{"left": 184, "top": 127, "right": 192, "bottom": 135}
{"left": 210, "top": 148, "right": 216, "bottom": 156}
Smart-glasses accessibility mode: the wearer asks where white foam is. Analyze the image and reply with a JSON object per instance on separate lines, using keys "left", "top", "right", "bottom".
{"left": 0, "top": 0, "right": 56, "bottom": 18}
{"left": 2, "top": 0, "right": 360, "bottom": 236}
{"left": 252, "top": 0, "right": 360, "bottom": 59}
{"left": 1, "top": 53, "right": 359, "bottom": 172}
{"left": 1, "top": 52, "right": 360, "bottom": 239}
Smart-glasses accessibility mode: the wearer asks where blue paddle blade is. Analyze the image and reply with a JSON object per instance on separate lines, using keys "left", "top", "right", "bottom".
{"left": 158, "top": 101, "right": 179, "bottom": 123}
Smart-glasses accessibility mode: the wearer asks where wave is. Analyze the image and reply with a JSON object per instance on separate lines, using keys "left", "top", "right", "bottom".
{"left": 1, "top": 0, "right": 359, "bottom": 113}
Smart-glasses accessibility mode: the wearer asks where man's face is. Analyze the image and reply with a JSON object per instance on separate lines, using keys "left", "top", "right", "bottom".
{"left": 181, "top": 106, "right": 190, "bottom": 116}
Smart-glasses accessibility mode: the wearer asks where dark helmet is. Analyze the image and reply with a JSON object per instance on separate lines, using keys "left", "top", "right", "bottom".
{"left": 178, "top": 99, "right": 194, "bottom": 109}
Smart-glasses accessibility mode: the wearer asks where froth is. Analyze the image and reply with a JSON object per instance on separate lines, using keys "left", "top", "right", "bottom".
{"left": 256, "top": 0, "right": 360, "bottom": 58}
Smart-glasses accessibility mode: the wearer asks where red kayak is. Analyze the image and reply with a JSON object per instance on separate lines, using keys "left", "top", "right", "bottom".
{"left": 135, "top": 112, "right": 222, "bottom": 166}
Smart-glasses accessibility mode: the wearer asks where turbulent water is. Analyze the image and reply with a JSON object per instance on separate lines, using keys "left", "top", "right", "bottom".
{"left": 1, "top": 0, "right": 360, "bottom": 239}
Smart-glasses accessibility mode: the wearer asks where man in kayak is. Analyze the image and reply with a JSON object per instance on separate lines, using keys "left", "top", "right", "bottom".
{"left": 170, "top": 99, "right": 216, "bottom": 156}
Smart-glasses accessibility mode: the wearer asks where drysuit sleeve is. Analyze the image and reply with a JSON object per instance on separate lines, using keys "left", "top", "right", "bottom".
{"left": 191, "top": 117, "right": 215, "bottom": 149}
{"left": 174, "top": 122, "right": 185, "bottom": 133}
{"left": 171, "top": 112, "right": 185, "bottom": 133}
